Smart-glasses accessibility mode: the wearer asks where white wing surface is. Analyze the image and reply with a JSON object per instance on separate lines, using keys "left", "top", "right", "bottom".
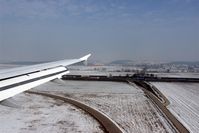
{"left": 0, "top": 54, "right": 91, "bottom": 101}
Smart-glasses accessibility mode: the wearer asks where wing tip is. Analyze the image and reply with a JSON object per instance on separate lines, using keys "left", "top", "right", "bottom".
{"left": 80, "top": 53, "right": 91, "bottom": 61}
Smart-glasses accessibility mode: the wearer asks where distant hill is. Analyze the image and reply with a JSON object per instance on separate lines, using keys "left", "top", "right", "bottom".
{"left": 167, "top": 61, "right": 199, "bottom": 65}
{"left": 108, "top": 60, "right": 135, "bottom": 66}
{"left": 108, "top": 60, "right": 199, "bottom": 67}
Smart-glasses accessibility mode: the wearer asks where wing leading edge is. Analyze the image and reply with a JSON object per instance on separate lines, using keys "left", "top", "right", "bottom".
{"left": 0, "top": 54, "right": 91, "bottom": 101}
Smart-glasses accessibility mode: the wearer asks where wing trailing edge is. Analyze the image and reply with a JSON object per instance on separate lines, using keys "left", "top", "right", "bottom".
{"left": 0, "top": 54, "right": 91, "bottom": 101}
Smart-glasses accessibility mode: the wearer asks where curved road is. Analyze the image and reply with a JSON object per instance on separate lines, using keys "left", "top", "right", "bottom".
{"left": 27, "top": 91, "right": 124, "bottom": 133}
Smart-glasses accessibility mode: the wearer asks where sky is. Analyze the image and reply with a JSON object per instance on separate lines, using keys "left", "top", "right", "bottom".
{"left": 0, "top": 0, "right": 198, "bottom": 62}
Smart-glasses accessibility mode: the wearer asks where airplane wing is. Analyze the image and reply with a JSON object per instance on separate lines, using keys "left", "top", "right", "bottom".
{"left": 0, "top": 54, "right": 91, "bottom": 101}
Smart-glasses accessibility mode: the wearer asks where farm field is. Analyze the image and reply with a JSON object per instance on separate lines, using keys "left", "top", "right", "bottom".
{"left": 35, "top": 80, "right": 176, "bottom": 133}
{"left": 151, "top": 82, "right": 199, "bottom": 133}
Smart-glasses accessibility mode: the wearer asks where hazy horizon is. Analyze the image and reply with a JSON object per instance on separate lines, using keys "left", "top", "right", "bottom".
{"left": 0, "top": 0, "right": 198, "bottom": 62}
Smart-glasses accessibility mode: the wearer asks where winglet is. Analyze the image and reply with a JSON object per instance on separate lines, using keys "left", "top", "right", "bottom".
{"left": 80, "top": 54, "right": 91, "bottom": 61}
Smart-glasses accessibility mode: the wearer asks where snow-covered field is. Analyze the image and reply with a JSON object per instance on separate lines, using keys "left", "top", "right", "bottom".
{"left": 151, "top": 82, "right": 199, "bottom": 133}
{"left": 0, "top": 93, "right": 104, "bottom": 133}
{"left": 69, "top": 70, "right": 135, "bottom": 76}
{"left": 154, "top": 73, "right": 199, "bottom": 78}
{"left": 68, "top": 69, "right": 199, "bottom": 78}
{"left": 35, "top": 81, "right": 176, "bottom": 133}
{"left": 0, "top": 64, "right": 22, "bottom": 70}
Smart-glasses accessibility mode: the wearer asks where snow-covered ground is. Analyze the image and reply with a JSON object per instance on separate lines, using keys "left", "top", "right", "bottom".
{"left": 68, "top": 70, "right": 135, "bottom": 76}
{"left": 0, "top": 93, "right": 104, "bottom": 133}
{"left": 154, "top": 73, "right": 199, "bottom": 78}
{"left": 151, "top": 82, "right": 199, "bottom": 133}
{"left": 0, "top": 64, "right": 22, "bottom": 70}
{"left": 35, "top": 81, "right": 176, "bottom": 133}
{"left": 68, "top": 69, "right": 199, "bottom": 78}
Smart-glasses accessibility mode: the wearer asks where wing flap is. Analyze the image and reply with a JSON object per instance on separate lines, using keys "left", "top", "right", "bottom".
{"left": 0, "top": 54, "right": 91, "bottom": 101}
